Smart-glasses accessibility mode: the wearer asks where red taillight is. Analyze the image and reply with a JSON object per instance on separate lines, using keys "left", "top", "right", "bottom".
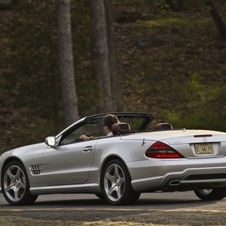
{"left": 145, "top": 141, "right": 184, "bottom": 158}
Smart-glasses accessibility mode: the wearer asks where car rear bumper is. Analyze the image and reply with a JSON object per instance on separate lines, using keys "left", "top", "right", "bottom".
{"left": 131, "top": 168, "right": 226, "bottom": 192}
{"left": 128, "top": 159, "right": 226, "bottom": 192}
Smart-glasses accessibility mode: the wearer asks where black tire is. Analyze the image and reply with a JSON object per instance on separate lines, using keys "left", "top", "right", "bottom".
{"left": 1, "top": 161, "right": 38, "bottom": 205}
{"left": 101, "top": 159, "right": 140, "bottom": 205}
{"left": 95, "top": 193, "right": 105, "bottom": 200}
{"left": 194, "top": 188, "right": 226, "bottom": 200}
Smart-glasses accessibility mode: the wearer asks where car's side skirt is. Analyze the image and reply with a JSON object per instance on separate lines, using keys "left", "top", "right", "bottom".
{"left": 30, "top": 183, "right": 101, "bottom": 195}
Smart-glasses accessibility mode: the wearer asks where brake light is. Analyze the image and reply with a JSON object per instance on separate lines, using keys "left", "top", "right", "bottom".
{"left": 194, "top": 134, "right": 212, "bottom": 138}
{"left": 145, "top": 141, "right": 184, "bottom": 158}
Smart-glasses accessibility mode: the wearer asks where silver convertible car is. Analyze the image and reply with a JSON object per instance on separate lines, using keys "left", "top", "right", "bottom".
{"left": 1, "top": 112, "right": 226, "bottom": 206}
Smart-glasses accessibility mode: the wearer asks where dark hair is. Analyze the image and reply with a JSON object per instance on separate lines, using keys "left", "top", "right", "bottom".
{"left": 103, "top": 114, "right": 119, "bottom": 130}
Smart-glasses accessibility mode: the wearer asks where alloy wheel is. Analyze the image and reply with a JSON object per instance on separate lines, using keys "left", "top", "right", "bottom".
{"left": 103, "top": 163, "right": 126, "bottom": 202}
{"left": 3, "top": 164, "right": 26, "bottom": 203}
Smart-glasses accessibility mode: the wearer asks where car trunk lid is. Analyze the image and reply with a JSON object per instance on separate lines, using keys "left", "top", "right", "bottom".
{"left": 121, "top": 129, "right": 226, "bottom": 158}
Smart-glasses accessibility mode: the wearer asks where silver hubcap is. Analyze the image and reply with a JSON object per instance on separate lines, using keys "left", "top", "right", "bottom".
{"left": 3, "top": 165, "right": 26, "bottom": 202}
{"left": 104, "top": 164, "right": 125, "bottom": 202}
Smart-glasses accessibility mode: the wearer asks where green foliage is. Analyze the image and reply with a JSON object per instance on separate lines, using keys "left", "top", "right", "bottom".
{"left": 159, "top": 72, "right": 226, "bottom": 131}
{"left": 161, "top": 110, "right": 226, "bottom": 131}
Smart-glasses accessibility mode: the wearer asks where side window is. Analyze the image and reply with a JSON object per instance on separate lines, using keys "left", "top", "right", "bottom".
{"left": 60, "top": 118, "right": 105, "bottom": 145}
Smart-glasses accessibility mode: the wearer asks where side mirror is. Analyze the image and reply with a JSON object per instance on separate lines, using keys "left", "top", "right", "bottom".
{"left": 45, "top": 136, "right": 56, "bottom": 147}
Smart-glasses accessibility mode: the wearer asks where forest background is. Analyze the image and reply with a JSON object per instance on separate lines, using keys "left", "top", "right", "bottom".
{"left": 0, "top": 0, "right": 226, "bottom": 154}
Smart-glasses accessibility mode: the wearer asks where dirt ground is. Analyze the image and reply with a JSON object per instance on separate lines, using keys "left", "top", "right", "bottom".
{"left": 1, "top": 208, "right": 226, "bottom": 226}
{"left": 1, "top": 192, "right": 225, "bottom": 226}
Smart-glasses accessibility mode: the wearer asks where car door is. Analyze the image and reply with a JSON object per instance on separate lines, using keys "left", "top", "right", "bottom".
{"left": 41, "top": 140, "right": 97, "bottom": 186}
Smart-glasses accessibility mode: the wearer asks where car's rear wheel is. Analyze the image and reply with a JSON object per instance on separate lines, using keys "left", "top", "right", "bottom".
{"left": 1, "top": 161, "right": 38, "bottom": 205}
{"left": 194, "top": 188, "right": 226, "bottom": 200}
{"left": 101, "top": 159, "right": 140, "bottom": 205}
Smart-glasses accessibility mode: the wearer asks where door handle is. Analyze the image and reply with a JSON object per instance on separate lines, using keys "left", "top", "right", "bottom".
{"left": 83, "top": 146, "right": 93, "bottom": 152}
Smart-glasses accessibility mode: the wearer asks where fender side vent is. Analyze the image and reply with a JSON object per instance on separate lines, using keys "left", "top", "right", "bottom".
{"left": 29, "top": 165, "right": 41, "bottom": 175}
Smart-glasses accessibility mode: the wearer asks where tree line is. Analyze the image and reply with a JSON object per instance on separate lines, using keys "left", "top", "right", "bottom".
{"left": 0, "top": 0, "right": 226, "bottom": 152}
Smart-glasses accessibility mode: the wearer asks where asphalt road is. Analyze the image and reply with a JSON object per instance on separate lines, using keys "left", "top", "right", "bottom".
{"left": 0, "top": 192, "right": 226, "bottom": 225}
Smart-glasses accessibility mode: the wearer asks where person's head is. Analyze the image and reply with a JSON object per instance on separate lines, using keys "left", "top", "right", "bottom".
{"left": 102, "top": 114, "right": 119, "bottom": 134}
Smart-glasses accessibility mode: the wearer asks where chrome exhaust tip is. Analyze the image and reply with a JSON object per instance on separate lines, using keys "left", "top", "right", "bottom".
{"left": 169, "top": 180, "right": 181, "bottom": 186}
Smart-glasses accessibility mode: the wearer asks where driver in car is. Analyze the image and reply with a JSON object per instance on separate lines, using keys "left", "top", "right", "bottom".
{"left": 79, "top": 114, "right": 119, "bottom": 141}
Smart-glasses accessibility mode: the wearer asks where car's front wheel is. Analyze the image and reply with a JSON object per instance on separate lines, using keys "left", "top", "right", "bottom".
{"left": 101, "top": 159, "right": 140, "bottom": 205}
{"left": 194, "top": 188, "right": 226, "bottom": 200}
{"left": 1, "top": 161, "right": 38, "bottom": 205}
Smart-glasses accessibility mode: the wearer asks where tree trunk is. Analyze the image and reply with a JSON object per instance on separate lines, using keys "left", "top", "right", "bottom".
{"left": 56, "top": 0, "right": 79, "bottom": 126}
{"left": 205, "top": 0, "right": 226, "bottom": 41}
{"left": 90, "top": 0, "right": 113, "bottom": 113}
{"left": 104, "top": 0, "right": 123, "bottom": 111}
